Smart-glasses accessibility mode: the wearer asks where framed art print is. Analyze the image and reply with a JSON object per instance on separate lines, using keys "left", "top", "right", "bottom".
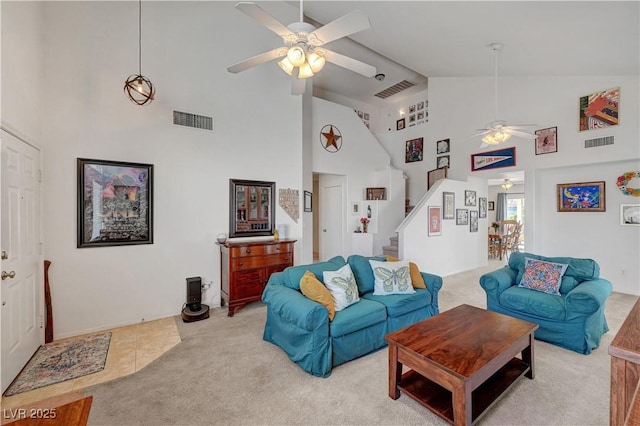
{"left": 304, "top": 190, "right": 313, "bottom": 212}
{"left": 77, "top": 158, "right": 153, "bottom": 248}
{"left": 469, "top": 210, "right": 478, "bottom": 232}
{"left": 437, "top": 155, "right": 450, "bottom": 169}
{"left": 442, "top": 192, "right": 455, "bottom": 220}
{"left": 535, "top": 126, "right": 558, "bottom": 155}
{"left": 557, "top": 181, "right": 605, "bottom": 212}
{"left": 620, "top": 204, "right": 640, "bottom": 226}
{"left": 436, "top": 138, "right": 450, "bottom": 154}
{"left": 479, "top": 197, "right": 487, "bottom": 218}
{"left": 456, "top": 209, "right": 469, "bottom": 225}
{"left": 488, "top": 201, "right": 495, "bottom": 211}
{"left": 579, "top": 87, "right": 619, "bottom": 131}
{"left": 396, "top": 118, "right": 405, "bottom": 131}
{"left": 405, "top": 137, "right": 423, "bottom": 163}
{"left": 428, "top": 206, "right": 442, "bottom": 236}
{"left": 471, "top": 147, "right": 516, "bottom": 171}
{"left": 464, "top": 190, "right": 477, "bottom": 206}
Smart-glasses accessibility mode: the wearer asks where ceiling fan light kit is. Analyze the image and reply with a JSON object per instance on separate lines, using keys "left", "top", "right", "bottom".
{"left": 124, "top": 0, "right": 155, "bottom": 106}
{"left": 227, "top": 1, "right": 376, "bottom": 95}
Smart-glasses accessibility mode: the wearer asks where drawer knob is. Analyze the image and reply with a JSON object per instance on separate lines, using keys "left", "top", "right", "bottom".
{"left": 238, "top": 262, "right": 244, "bottom": 266}
{"left": 275, "top": 247, "right": 280, "bottom": 251}
{"left": 245, "top": 248, "right": 251, "bottom": 253}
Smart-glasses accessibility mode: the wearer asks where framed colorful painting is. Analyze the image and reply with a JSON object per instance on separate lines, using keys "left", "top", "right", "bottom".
{"left": 471, "top": 147, "right": 516, "bottom": 171}
{"left": 405, "top": 137, "right": 423, "bottom": 163}
{"left": 557, "top": 181, "right": 605, "bottom": 212}
{"left": 428, "top": 206, "right": 442, "bottom": 236}
{"left": 579, "top": 87, "right": 619, "bottom": 131}
{"left": 535, "top": 126, "right": 558, "bottom": 155}
{"left": 77, "top": 158, "right": 153, "bottom": 248}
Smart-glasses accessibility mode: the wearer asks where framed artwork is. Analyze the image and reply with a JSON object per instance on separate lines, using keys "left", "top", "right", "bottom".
{"left": 405, "top": 137, "right": 423, "bottom": 163}
{"left": 437, "top": 155, "right": 450, "bottom": 169}
{"left": 409, "top": 114, "right": 416, "bottom": 124}
{"left": 366, "top": 187, "right": 386, "bottom": 200}
{"left": 304, "top": 190, "right": 313, "bottom": 212}
{"left": 479, "top": 197, "right": 487, "bottom": 218}
{"left": 557, "top": 181, "right": 606, "bottom": 212}
{"left": 77, "top": 158, "right": 153, "bottom": 248}
{"left": 427, "top": 166, "right": 448, "bottom": 190}
{"left": 442, "top": 192, "right": 455, "bottom": 220}
{"left": 535, "top": 126, "right": 558, "bottom": 155}
{"left": 352, "top": 201, "right": 360, "bottom": 216}
{"left": 409, "top": 104, "right": 416, "bottom": 113}
{"left": 464, "top": 190, "right": 477, "bottom": 206}
{"left": 436, "top": 138, "right": 450, "bottom": 154}
{"left": 620, "top": 204, "right": 640, "bottom": 226}
{"left": 471, "top": 147, "right": 516, "bottom": 171}
{"left": 417, "top": 101, "right": 424, "bottom": 110}
{"left": 456, "top": 209, "right": 469, "bottom": 225}
{"left": 488, "top": 201, "right": 495, "bottom": 211}
{"left": 428, "top": 206, "right": 442, "bottom": 236}
{"left": 396, "top": 118, "right": 405, "bottom": 131}
{"left": 579, "top": 87, "right": 619, "bottom": 131}
{"left": 470, "top": 210, "right": 479, "bottom": 232}
{"left": 417, "top": 111, "right": 424, "bottom": 120}
{"left": 363, "top": 113, "right": 369, "bottom": 121}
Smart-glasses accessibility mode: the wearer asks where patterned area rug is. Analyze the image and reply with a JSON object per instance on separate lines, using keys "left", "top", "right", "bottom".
{"left": 4, "top": 332, "right": 111, "bottom": 396}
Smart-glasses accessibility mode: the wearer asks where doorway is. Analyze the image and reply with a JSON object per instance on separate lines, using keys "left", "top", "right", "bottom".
{"left": 317, "top": 174, "right": 345, "bottom": 261}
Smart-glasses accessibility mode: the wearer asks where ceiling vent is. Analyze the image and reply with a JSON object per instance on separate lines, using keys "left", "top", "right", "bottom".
{"left": 374, "top": 80, "right": 416, "bottom": 99}
{"left": 584, "top": 136, "right": 614, "bottom": 148}
{"left": 173, "top": 110, "right": 214, "bottom": 131}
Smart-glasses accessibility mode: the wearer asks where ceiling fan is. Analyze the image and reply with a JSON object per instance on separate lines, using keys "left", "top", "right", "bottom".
{"left": 226, "top": 1, "right": 377, "bottom": 95}
{"left": 473, "top": 43, "right": 537, "bottom": 147}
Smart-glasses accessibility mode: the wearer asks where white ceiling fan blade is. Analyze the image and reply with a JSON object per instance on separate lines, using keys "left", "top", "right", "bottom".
{"left": 322, "top": 49, "right": 376, "bottom": 77}
{"left": 291, "top": 69, "right": 306, "bottom": 95}
{"left": 308, "top": 10, "right": 370, "bottom": 46}
{"left": 235, "top": 2, "right": 296, "bottom": 39}
{"left": 227, "top": 47, "right": 287, "bottom": 73}
{"left": 507, "top": 128, "right": 537, "bottom": 139}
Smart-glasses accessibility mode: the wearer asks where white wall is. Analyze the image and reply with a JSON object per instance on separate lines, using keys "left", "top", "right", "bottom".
{"left": 376, "top": 75, "right": 639, "bottom": 295}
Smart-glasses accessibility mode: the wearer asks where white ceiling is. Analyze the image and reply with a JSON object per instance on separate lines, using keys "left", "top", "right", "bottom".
{"left": 275, "top": 1, "right": 640, "bottom": 106}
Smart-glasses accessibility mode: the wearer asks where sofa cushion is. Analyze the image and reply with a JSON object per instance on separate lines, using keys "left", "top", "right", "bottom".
{"left": 323, "top": 264, "right": 360, "bottom": 311}
{"left": 369, "top": 259, "right": 415, "bottom": 295}
{"left": 385, "top": 256, "right": 427, "bottom": 289}
{"left": 300, "top": 270, "right": 335, "bottom": 321}
{"left": 560, "top": 276, "right": 580, "bottom": 295}
{"left": 347, "top": 255, "right": 387, "bottom": 294}
{"left": 518, "top": 257, "right": 568, "bottom": 295}
{"left": 510, "top": 252, "right": 599, "bottom": 283}
{"left": 500, "top": 286, "right": 566, "bottom": 321}
{"left": 363, "top": 288, "right": 431, "bottom": 318}
{"left": 282, "top": 256, "right": 346, "bottom": 290}
{"left": 330, "top": 298, "right": 387, "bottom": 337}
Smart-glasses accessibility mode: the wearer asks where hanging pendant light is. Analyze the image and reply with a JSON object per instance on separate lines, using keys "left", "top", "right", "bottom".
{"left": 124, "top": 0, "right": 155, "bottom": 105}
{"left": 501, "top": 179, "right": 514, "bottom": 190}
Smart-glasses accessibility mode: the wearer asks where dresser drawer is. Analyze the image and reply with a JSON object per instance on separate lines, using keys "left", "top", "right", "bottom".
{"left": 230, "top": 245, "right": 265, "bottom": 258}
{"left": 264, "top": 243, "right": 293, "bottom": 255}
{"left": 232, "top": 253, "right": 292, "bottom": 271}
{"left": 232, "top": 270, "right": 263, "bottom": 299}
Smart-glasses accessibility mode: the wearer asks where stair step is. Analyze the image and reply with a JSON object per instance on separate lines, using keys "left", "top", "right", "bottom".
{"left": 382, "top": 245, "right": 398, "bottom": 257}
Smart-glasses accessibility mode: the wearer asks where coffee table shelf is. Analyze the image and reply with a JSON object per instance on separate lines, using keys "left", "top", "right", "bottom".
{"left": 399, "top": 357, "right": 530, "bottom": 424}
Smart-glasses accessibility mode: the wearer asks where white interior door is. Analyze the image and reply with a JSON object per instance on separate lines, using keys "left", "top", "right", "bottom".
{"left": 1, "top": 130, "right": 42, "bottom": 393}
{"left": 319, "top": 175, "right": 344, "bottom": 261}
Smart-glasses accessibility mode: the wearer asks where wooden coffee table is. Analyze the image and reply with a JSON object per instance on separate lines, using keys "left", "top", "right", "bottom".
{"left": 385, "top": 304, "right": 538, "bottom": 425}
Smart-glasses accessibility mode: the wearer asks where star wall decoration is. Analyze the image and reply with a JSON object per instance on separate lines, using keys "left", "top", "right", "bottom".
{"left": 320, "top": 124, "right": 342, "bottom": 152}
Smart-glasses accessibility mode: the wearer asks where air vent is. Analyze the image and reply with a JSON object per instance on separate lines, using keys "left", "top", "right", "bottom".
{"left": 374, "top": 80, "right": 416, "bottom": 99}
{"left": 584, "top": 136, "right": 614, "bottom": 148}
{"left": 173, "top": 110, "right": 214, "bottom": 131}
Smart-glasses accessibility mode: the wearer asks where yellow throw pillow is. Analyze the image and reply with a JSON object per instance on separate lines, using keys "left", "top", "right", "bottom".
{"left": 300, "top": 270, "right": 336, "bottom": 321}
{"left": 386, "top": 256, "right": 426, "bottom": 289}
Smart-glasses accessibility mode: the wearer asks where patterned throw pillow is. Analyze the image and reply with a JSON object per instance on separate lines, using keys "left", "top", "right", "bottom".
{"left": 385, "top": 256, "right": 427, "bottom": 289}
{"left": 323, "top": 264, "right": 360, "bottom": 311}
{"left": 369, "top": 260, "right": 416, "bottom": 296}
{"left": 518, "top": 257, "right": 569, "bottom": 295}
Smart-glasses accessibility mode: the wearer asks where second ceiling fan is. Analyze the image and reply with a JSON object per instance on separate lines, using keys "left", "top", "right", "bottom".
{"left": 227, "top": 1, "right": 377, "bottom": 95}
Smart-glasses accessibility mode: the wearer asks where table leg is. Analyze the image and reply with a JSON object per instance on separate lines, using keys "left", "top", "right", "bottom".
{"left": 388, "top": 343, "right": 401, "bottom": 399}
{"left": 522, "top": 333, "right": 535, "bottom": 379}
{"left": 452, "top": 381, "right": 472, "bottom": 426}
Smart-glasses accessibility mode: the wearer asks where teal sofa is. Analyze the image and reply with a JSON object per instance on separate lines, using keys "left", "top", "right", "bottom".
{"left": 479, "top": 252, "right": 612, "bottom": 354}
{"left": 262, "top": 255, "right": 442, "bottom": 377}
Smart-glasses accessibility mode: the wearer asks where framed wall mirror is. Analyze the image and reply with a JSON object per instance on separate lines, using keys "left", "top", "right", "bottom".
{"left": 229, "top": 179, "right": 275, "bottom": 238}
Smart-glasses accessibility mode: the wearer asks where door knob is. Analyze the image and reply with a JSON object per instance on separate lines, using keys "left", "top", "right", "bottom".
{"left": 1, "top": 271, "right": 16, "bottom": 280}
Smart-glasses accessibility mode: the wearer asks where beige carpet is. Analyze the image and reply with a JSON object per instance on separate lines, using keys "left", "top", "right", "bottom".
{"left": 85, "top": 260, "right": 638, "bottom": 425}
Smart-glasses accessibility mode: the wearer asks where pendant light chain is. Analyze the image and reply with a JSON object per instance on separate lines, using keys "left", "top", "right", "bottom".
{"left": 138, "top": 0, "right": 142, "bottom": 76}
{"left": 493, "top": 45, "right": 499, "bottom": 120}
{"left": 124, "top": 0, "right": 155, "bottom": 105}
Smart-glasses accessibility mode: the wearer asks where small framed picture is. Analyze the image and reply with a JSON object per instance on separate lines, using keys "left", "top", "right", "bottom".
{"left": 417, "top": 111, "right": 424, "bottom": 120}
{"left": 442, "top": 192, "right": 455, "bottom": 220}
{"left": 557, "top": 181, "right": 605, "bottom": 212}
{"left": 464, "top": 190, "right": 477, "bottom": 207}
{"left": 437, "top": 155, "right": 450, "bottom": 169}
{"left": 488, "top": 201, "right": 495, "bottom": 211}
{"left": 417, "top": 101, "right": 424, "bottom": 110}
{"left": 479, "top": 197, "right": 487, "bottom": 218}
{"left": 304, "top": 191, "right": 313, "bottom": 212}
{"left": 363, "top": 113, "right": 370, "bottom": 121}
{"left": 470, "top": 210, "right": 479, "bottom": 232}
{"left": 409, "top": 104, "right": 416, "bottom": 113}
{"left": 428, "top": 206, "right": 442, "bottom": 236}
{"left": 535, "top": 126, "right": 558, "bottom": 155}
{"left": 396, "top": 118, "right": 405, "bottom": 131}
{"left": 436, "top": 138, "right": 450, "bottom": 154}
{"left": 409, "top": 114, "right": 416, "bottom": 123}
{"left": 620, "top": 204, "right": 640, "bottom": 226}
{"left": 406, "top": 138, "right": 424, "bottom": 163}
{"left": 352, "top": 201, "right": 360, "bottom": 216}
{"left": 456, "top": 209, "right": 469, "bottom": 225}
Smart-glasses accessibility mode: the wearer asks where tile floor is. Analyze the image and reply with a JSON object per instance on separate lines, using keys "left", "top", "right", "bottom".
{"left": 1, "top": 316, "right": 181, "bottom": 417}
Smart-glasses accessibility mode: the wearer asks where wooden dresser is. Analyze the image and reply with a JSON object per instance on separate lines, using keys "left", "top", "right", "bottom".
{"left": 609, "top": 297, "right": 640, "bottom": 425}
{"left": 217, "top": 239, "right": 295, "bottom": 317}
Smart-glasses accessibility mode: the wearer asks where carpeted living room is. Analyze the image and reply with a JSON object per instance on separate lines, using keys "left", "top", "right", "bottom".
{"left": 2, "top": 1, "right": 639, "bottom": 425}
